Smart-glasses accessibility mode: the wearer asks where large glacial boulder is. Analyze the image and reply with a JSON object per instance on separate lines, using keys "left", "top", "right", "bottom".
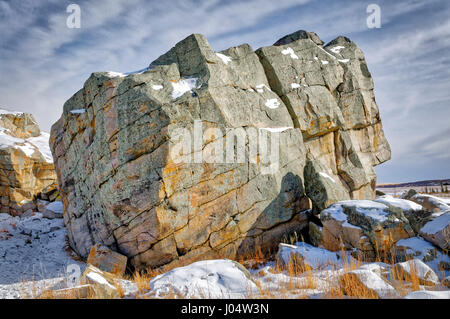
{"left": 0, "top": 109, "right": 58, "bottom": 216}
{"left": 50, "top": 30, "right": 391, "bottom": 269}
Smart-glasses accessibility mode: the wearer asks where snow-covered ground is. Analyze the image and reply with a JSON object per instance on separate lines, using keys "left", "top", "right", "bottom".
{"left": 0, "top": 213, "right": 85, "bottom": 298}
{"left": 377, "top": 186, "right": 450, "bottom": 201}
{"left": 139, "top": 243, "right": 450, "bottom": 299}
{"left": 0, "top": 202, "right": 448, "bottom": 299}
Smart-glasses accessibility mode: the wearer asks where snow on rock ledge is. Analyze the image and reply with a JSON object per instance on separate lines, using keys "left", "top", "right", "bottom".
{"left": 276, "top": 242, "right": 345, "bottom": 270}
{"left": 375, "top": 195, "right": 431, "bottom": 233}
{"left": 375, "top": 195, "right": 423, "bottom": 212}
{"left": 146, "top": 259, "right": 258, "bottom": 298}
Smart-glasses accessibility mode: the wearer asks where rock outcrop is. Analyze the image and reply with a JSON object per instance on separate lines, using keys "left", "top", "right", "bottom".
{"left": 86, "top": 243, "right": 128, "bottom": 275}
{"left": 393, "top": 259, "right": 440, "bottom": 286}
{"left": 419, "top": 213, "right": 450, "bottom": 251}
{"left": 408, "top": 193, "right": 450, "bottom": 214}
{"left": 319, "top": 200, "right": 414, "bottom": 259}
{"left": 339, "top": 267, "right": 399, "bottom": 298}
{"left": 391, "top": 236, "right": 449, "bottom": 277}
{"left": 375, "top": 195, "right": 431, "bottom": 233}
{"left": 50, "top": 30, "right": 391, "bottom": 269}
{"left": 0, "top": 109, "right": 58, "bottom": 216}
{"left": 275, "top": 242, "right": 343, "bottom": 270}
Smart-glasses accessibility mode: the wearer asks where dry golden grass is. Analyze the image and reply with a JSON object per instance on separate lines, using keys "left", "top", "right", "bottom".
{"left": 244, "top": 239, "right": 445, "bottom": 299}
{"left": 238, "top": 246, "right": 274, "bottom": 270}
{"left": 31, "top": 237, "right": 447, "bottom": 300}
{"left": 114, "top": 282, "right": 125, "bottom": 298}
{"left": 126, "top": 269, "right": 158, "bottom": 294}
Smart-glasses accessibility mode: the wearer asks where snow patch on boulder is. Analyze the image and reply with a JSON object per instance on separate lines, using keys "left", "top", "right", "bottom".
{"left": 147, "top": 259, "right": 258, "bottom": 298}
{"left": 375, "top": 195, "right": 423, "bottom": 212}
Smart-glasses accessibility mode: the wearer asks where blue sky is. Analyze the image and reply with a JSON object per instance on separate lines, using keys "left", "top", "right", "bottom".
{"left": 0, "top": 0, "right": 449, "bottom": 183}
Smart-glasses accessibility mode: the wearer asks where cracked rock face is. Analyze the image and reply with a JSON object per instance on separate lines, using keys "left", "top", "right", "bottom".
{"left": 50, "top": 30, "right": 390, "bottom": 269}
{"left": 0, "top": 110, "right": 58, "bottom": 216}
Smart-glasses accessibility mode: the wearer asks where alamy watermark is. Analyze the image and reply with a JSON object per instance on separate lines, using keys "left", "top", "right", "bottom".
{"left": 66, "top": 4, "right": 81, "bottom": 29}
{"left": 66, "top": 263, "right": 81, "bottom": 287}
{"left": 366, "top": 4, "right": 381, "bottom": 29}
{"left": 169, "top": 120, "right": 292, "bottom": 175}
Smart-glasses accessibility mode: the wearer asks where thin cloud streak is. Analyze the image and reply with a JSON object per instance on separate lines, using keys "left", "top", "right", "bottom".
{"left": 0, "top": 0, "right": 448, "bottom": 183}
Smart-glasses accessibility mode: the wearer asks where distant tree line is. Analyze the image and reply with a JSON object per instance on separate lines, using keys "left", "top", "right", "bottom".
{"left": 424, "top": 182, "right": 449, "bottom": 194}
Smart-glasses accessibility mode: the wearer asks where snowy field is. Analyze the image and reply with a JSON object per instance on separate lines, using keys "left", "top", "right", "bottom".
{"left": 0, "top": 199, "right": 448, "bottom": 299}
{"left": 0, "top": 213, "right": 85, "bottom": 298}
{"left": 378, "top": 186, "right": 450, "bottom": 201}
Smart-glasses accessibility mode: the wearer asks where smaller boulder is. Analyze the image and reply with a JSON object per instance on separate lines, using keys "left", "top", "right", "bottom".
{"left": 80, "top": 265, "right": 121, "bottom": 298}
{"left": 408, "top": 194, "right": 450, "bottom": 214}
{"left": 79, "top": 264, "right": 138, "bottom": 298}
{"left": 276, "top": 242, "right": 342, "bottom": 271}
{"left": 400, "top": 189, "right": 417, "bottom": 200}
{"left": 419, "top": 212, "right": 450, "bottom": 250}
{"left": 41, "top": 201, "right": 63, "bottom": 219}
{"left": 87, "top": 243, "right": 128, "bottom": 275}
{"left": 375, "top": 195, "right": 431, "bottom": 233}
{"left": 320, "top": 200, "right": 414, "bottom": 258}
{"left": 340, "top": 268, "right": 398, "bottom": 299}
{"left": 391, "top": 236, "right": 449, "bottom": 278}
{"left": 146, "top": 259, "right": 258, "bottom": 298}
{"left": 393, "top": 259, "right": 439, "bottom": 286}
{"left": 375, "top": 190, "right": 386, "bottom": 196}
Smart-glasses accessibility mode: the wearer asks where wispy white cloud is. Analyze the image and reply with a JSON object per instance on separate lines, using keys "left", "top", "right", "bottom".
{"left": 0, "top": 0, "right": 311, "bottom": 129}
{"left": 0, "top": 0, "right": 448, "bottom": 182}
